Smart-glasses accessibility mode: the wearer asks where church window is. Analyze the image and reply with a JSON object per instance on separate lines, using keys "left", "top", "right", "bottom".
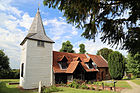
{"left": 21, "top": 63, "right": 24, "bottom": 77}
{"left": 37, "top": 41, "right": 44, "bottom": 47}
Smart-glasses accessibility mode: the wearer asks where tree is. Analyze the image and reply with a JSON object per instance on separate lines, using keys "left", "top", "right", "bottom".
{"left": 43, "top": 0, "right": 140, "bottom": 55}
{"left": 0, "top": 50, "right": 11, "bottom": 78}
{"left": 126, "top": 53, "right": 140, "bottom": 77}
{"left": 79, "top": 44, "right": 86, "bottom": 54}
{"left": 96, "top": 48, "right": 113, "bottom": 61}
{"left": 59, "top": 41, "right": 75, "bottom": 53}
{"left": 108, "top": 51, "right": 125, "bottom": 80}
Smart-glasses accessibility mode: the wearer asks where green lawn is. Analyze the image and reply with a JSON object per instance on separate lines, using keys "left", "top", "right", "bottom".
{"left": 0, "top": 79, "right": 119, "bottom": 93}
{"left": 131, "top": 78, "right": 140, "bottom": 85}
{"left": 96, "top": 80, "right": 131, "bottom": 89}
{"left": 0, "top": 79, "right": 37, "bottom": 93}
{"left": 115, "top": 80, "right": 131, "bottom": 89}
{"left": 57, "top": 87, "right": 116, "bottom": 93}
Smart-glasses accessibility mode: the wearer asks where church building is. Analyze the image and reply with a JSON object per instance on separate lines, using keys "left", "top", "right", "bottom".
{"left": 20, "top": 9, "right": 110, "bottom": 89}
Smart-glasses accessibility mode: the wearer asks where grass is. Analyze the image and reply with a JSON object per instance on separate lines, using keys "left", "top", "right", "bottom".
{"left": 115, "top": 80, "right": 131, "bottom": 89}
{"left": 95, "top": 80, "right": 131, "bottom": 89}
{"left": 0, "top": 79, "right": 118, "bottom": 93}
{"left": 131, "top": 78, "right": 140, "bottom": 85}
{"left": 0, "top": 79, "right": 37, "bottom": 93}
{"left": 57, "top": 87, "right": 117, "bottom": 93}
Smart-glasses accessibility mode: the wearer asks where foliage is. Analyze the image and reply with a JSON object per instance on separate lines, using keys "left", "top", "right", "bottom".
{"left": 96, "top": 48, "right": 113, "bottom": 61}
{"left": 108, "top": 51, "right": 125, "bottom": 80}
{"left": 42, "top": 85, "right": 62, "bottom": 93}
{"left": 0, "top": 69, "right": 20, "bottom": 79}
{"left": 80, "top": 83, "right": 88, "bottom": 89}
{"left": 90, "top": 86, "right": 95, "bottom": 90}
{"left": 68, "top": 80, "right": 80, "bottom": 89}
{"left": 59, "top": 41, "right": 75, "bottom": 53}
{"left": 43, "top": 0, "right": 140, "bottom": 55}
{"left": 79, "top": 44, "right": 86, "bottom": 54}
{"left": 0, "top": 50, "right": 11, "bottom": 78}
{"left": 126, "top": 53, "right": 140, "bottom": 77}
{"left": 68, "top": 80, "right": 89, "bottom": 89}
{"left": 87, "top": 81, "right": 92, "bottom": 84}
{"left": 57, "top": 87, "right": 116, "bottom": 93}
{"left": 0, "top": 50, "right": 19, "bottom": 79}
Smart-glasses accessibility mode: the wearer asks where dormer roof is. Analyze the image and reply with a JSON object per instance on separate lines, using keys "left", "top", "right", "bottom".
{"left": 20, "top": 9, "right": 54, "bottom": 45}
{"left": 53, "top": 51, "right": 108, "bottom": 73}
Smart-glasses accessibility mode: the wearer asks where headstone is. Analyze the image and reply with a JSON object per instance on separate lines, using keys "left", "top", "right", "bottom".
{"left": 38, "top": 81, "right": 42, "bottom": 93}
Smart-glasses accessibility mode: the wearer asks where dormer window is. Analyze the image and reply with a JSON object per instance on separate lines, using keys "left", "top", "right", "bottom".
{"left": 92, "top": 62, "right": 97, "bottom": 69}
{"left": 77, "top": 57, "right": 82, "bottom": 62}
{"left": 73, "top": 57, "right": 82, "bottom": 62}
{"left": 37, "top": 41, "right": 44, "bottom": 47}
{"left": 58, "top": 56, "right": 68, "bottom": 69}
{"left": 85, "top": 58, "right": 94, "bottom": 69}
{"left": 86, "top": 62, "right": 94, "bottom": 69}
{"left": 59, "top": 62, "right": 67, "bottom": 69}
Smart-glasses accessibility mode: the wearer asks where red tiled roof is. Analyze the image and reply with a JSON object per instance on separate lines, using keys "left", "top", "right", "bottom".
{"left": 66, "top": 61, "right": 79, "bottom": 73}
{"left": 81, "top": 62, "right": 97, "bottom": 72}
{"left": 57, "top": 55, "right": 68, "bottom": 62}
{"left": 53, "top": 51, "right": 108, "bottom": 73}
{"left": 88, "top": 54, "right": 108, "bottom": 67}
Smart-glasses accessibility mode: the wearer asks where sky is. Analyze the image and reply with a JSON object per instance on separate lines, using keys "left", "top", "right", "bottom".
{"left": 0, "top": 0, "right": 128, "bottom": 69}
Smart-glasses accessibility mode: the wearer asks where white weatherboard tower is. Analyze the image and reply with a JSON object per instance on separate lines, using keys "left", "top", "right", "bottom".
{"left": 20, "top": 9, "right": 54, "bottom": 89}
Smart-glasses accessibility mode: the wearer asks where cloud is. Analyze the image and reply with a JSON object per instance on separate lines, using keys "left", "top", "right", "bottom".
{"left": 19, "top": 13, "right": 33, "bottom": 30}
{"left": 0, "top": 0, "right": 22, "bottom": 17}
{"left": 0, "top": 0, "right": 33, "bottom": 69}
{"left": 71, "top": 27, "right": 78, "bottom": 35}
{"left": 52, "top": 36, "right": 61, "bottom": 41}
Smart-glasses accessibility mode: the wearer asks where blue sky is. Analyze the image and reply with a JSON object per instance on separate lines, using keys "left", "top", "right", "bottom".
{"left": 0, "top": 0, "right": 128, "bottom": 69}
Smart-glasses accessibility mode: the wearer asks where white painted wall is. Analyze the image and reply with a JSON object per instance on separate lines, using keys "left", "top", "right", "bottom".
{"left": 20, "top": 39, "right": 53, "bottom": 89}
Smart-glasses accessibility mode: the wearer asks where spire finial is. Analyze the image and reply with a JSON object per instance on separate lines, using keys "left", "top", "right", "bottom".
{"left": 37, "top": 0, "right": 40, "bottom": 11}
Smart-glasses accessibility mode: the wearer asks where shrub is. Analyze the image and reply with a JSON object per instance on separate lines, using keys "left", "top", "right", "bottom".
{"left": 68, "top": 80, "right": 80, "bottom": 88}
{"left": 80, "top": 83, "right": 88, "bottom": 89}
{"left": 42, "top": 85, "right": 62, "bottom": 93}
{"left": 42, "top": 88, "right": 51, "bottom": 93}
{"left": 87, "top": 81, "right": 92, "bottom": 84}
{"left": 90, "top": 86, "right": 95, "bottom": 90}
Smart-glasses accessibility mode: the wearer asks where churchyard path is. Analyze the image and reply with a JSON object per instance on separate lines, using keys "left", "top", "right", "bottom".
{"left": 121, "top": 80, "right": 140, "bottom": 93}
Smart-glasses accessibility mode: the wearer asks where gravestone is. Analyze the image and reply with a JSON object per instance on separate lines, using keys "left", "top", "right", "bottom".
{"left": 38, "top": 81, "right": 42, "bottom": 93}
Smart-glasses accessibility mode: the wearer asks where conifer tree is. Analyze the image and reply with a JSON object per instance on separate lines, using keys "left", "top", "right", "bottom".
{"left": 108, "top": 51, "right": 125, "bottom": 80}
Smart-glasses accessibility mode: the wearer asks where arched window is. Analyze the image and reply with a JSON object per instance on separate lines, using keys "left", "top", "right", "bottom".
{"left": 21, "top": 63, "right": 24, "bottom": 77}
